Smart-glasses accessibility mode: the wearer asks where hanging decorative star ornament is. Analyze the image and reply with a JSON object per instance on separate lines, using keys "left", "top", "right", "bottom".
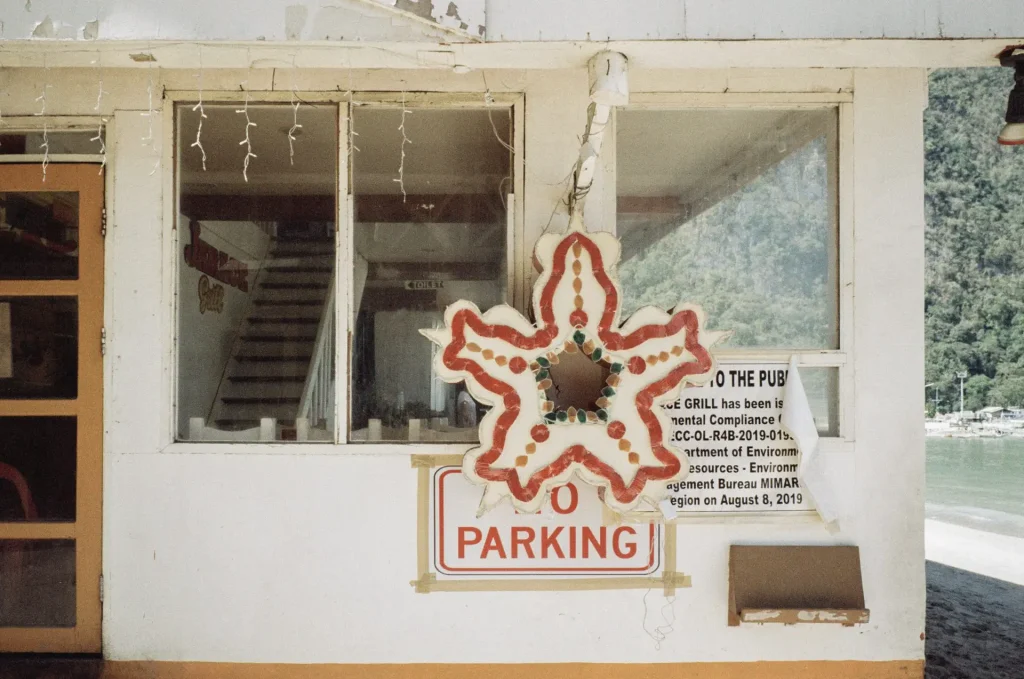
{"left": 422, "top": 212, "right": 728, "bottom": 514}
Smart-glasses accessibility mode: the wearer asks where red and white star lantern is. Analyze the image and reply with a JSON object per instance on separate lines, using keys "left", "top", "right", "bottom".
{"left": 422, "top": 214, "right": 727, "bottom": 514}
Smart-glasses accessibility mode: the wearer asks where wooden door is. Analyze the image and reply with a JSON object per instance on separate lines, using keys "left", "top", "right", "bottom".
{"left": 0, "top": 164, "right": 104, "bottom": 652}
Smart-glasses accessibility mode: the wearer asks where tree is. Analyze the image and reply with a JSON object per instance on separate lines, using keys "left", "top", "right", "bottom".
{"left": 965, "top": 374, "right": 992, "bottom": 412}
{"left": 925, "top": 68, "right": 1024, "bottom": 410}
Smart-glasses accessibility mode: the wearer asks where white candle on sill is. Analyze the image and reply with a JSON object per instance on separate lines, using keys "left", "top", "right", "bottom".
{"left": 368, "top": 419, "right": 382, "bottom": 441}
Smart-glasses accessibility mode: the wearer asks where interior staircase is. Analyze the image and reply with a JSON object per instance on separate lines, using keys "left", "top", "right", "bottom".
{"left": 208, "top": 235, "right": 334, "bottom": 433}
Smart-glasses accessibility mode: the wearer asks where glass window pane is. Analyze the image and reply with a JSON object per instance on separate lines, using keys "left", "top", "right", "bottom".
{"left": 0, "top": 539, "right": 75, "bottom": 627}
{"left": 350, "top": 108, "right": 511, "bottom": 442}
{"left": 176, "top": 103, "right": 338, "bottom": 442}
{"left": 0, "top": 417, "right": 76, "bottom": 522}
{"left": 802, "top": 367, "right": 840, "bottom": 437}
{"left": 0, "top": 297, "right": 77, "bottom": 399}
{"left": 616, "top": 109, "right": 838, "bottom": 349}
{"left": 0, "top": 131, "right": 101, "bottom": 156}
{"left": 0, "top": 192, "right": 79, "bottom": 279}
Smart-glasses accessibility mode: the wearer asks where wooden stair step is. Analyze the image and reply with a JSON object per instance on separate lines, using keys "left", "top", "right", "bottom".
{"left": 221, "top": 397, "right": 301, "bottom": 405}
{"left": 265, "top": 266, "right": 333, "bottom": 273}
{"left": 240, "top": 335, "right": 317, "bottom": 342}
{"left": 253, "top": 299, "right": 322, "bottom": 306}
{"left": 259, "top": 282, "right": 329, "bottom": 290}
{"left": 247, "top": 317, "right": 320, "bottom": 324}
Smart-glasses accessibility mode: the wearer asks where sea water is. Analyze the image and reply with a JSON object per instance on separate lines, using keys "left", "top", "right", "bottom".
{"left": 927, "top": 437, "right": 1024, "bottom": 538}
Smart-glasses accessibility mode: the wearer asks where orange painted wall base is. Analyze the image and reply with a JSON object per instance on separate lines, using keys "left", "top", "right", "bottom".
{"left": 104, "top": 660, "right": 924, "bottom": 679}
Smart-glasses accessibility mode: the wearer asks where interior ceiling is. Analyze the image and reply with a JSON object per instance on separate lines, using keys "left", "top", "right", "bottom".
{"left": 180, "top": 104, "right": 829, "bottom": 266}
{"left": 179, "top": 104, "right": 822, "bottom": 202}
{"left": 178, "top": 103, "right": 338, "bottom": 194}
{"left": 616, "top": 108, "right": 832, "bottom": 198}
{"left": 355, "top": 222, "right": 504, "bottom": 264}
{"left": 352, "top": 108, "right": 512, "bottom": 195}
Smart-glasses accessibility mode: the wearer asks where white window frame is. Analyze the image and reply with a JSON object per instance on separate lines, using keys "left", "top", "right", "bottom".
{"left": 160, "top": 89, "right": 526, "bottom": 453}
{"left": 612, "top": 93, "right": 854, "bottom": 444}
{"left": 159, "top": 86, "right": 849, "bottom": 452}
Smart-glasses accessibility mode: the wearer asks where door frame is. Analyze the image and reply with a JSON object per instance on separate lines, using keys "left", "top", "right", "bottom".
{"left": 0, "top": 163, "right": 104, "bottom": 653}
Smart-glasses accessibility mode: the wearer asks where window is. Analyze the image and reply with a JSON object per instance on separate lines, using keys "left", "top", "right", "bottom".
{"left": 175, "top": 103, "right": 338, "bottom": 442}
{"left": 170, "top": 93, "right": 844, "bottom": 443}
{"left": 349, "top": 106, "right": 513, "bottom": 442}
{"left": 616, "top": 106, "right": 843, "bottom": 435}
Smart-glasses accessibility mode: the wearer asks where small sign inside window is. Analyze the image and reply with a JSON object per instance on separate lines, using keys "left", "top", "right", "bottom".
{"left": 404, "top": 280, "right": 444, "bottom": 290}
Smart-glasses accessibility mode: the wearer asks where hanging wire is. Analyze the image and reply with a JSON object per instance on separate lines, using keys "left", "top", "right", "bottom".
{"left": 34, "top": 83, "right": 51, "bottom": 182}
{"left": 191, "top": 45, "right": 208, "bottom": 171}
{"left": 236, "top": 84, "right": 257, "bottom": 182}
{"left": 287, "top": 56, "right": 302, "bottom": 166}
{"left": 88, "top": 51, "right": 109, "bottom": 174}
{"left": 641, "top": 589, "right": 677, "bottom": 651}
{"left": 347, "top": 65, "right": 359, "bottom": 155}
{"left": 393, "top": 90, "right": 411, "bottom": 202}
{"left": 140, "top": 57, "right": 161, "bottom": 176}
{"left": 91, "top": 120, "right": 106, "bottom": 174}
{"left": 141, "top": 69, "right": 155, "bottom": 146}
{"left": 640, "top": 533, "right": 678, "bottom": 651}
{"left": 92, "top": 52, "right": 108, "bottom": 113}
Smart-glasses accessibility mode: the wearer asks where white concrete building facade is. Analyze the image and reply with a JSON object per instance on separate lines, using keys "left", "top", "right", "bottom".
{"left": 0, "top": 1, "right": 1019, "bottom": 677}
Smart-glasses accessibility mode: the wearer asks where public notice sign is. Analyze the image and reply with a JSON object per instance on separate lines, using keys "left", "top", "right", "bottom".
{"left": 664, "top": 363, "right": 815, "bottom": 515}
{"left": 431, "top": 466, "right": 663, "bottom": 578}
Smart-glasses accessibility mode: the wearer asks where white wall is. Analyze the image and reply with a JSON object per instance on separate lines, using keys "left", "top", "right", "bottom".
{"left": 486, "top": 0, "right": 1024, "bottom": 40}
{"left": 4, "top": 0, "right": 1023, "bottom": 41}
{"left": 0, "top": 61, "right": 925, "bottom": 663}
{"left": 370, "top": 280, "right": 503, "bottom": 410}
{"left": 851, "top": 69, "right": 928, "bottom": 644}
{"left": 1, "top": 0, "right": 481, "bottom": 41}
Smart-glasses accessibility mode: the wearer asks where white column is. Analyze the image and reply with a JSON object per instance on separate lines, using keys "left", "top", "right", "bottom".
{"left": 852, "top": 68, "right": 928, "bottom": 660}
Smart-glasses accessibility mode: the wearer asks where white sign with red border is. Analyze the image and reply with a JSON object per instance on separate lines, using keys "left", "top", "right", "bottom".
{"left": 431, "top": 466, "right": 663, "bottom": 578}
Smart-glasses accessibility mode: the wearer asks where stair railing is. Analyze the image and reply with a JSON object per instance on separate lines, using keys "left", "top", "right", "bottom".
{"left": 298, "top": 270, "right": 335, "bottom": 431}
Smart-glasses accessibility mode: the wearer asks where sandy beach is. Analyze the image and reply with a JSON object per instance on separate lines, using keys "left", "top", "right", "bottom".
{"left": 926, "top": 519, "right": 1024, "bottom": 587}
{"left": 926, "top": 520, "right": 1024, "bottom": 678}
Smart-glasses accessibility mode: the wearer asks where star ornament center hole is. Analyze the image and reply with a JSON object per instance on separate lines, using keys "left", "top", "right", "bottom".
{"left": 535, "top": 330, "right": 623, "bottom": 424}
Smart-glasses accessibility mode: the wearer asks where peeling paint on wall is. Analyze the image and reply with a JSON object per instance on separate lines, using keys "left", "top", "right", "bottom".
{"left": 7, "top": 0, "right": 483, "bottom": 42}
{"left": 744, "top": 610, "right": 782, "bottom": 622}
{"left": 30, "top": 15, "right": 78, "bottom": 40}
{"left": 31, "top": 15, "right": 53, "bottom": 38}
{"left": 394, "top": 0, "right": 435, "bottom": 22}
{"left": 441, "top": 2, "right": 469, "bottom": 32}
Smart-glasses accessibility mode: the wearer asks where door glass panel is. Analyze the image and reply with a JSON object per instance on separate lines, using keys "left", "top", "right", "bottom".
{"left": 0, "top": 417, "right": 76, "bottom": 522}
{"left": 0, "top": 192, "right": 79, "bottom": 280}
{"left": 0, "top": 539, "right": 75, "bottom": 627}
{"left": 0, "top": 297, "right": 78, "bottom": 399}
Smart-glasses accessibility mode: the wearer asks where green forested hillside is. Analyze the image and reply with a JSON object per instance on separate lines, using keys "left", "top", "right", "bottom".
{"left": 619, "top": 138, "right": 833, "bottom": 350}
{"left": 926, "top": 69, "right": 1024, "bottom": 413}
